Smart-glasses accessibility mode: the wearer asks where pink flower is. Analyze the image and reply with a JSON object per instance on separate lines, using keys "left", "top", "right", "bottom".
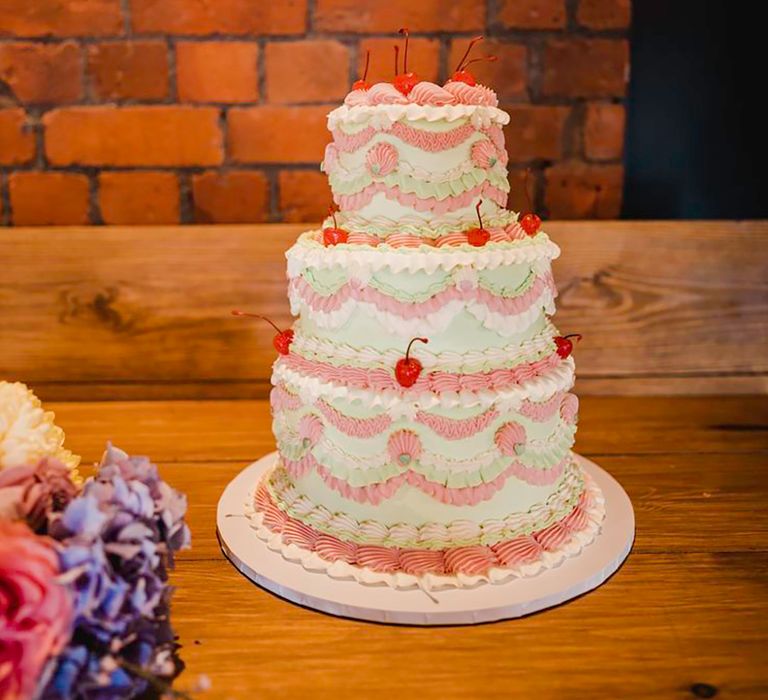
{"left": 0, "top": 520, "right": 74, "bottom": 700}
{"left": 0, "top": 458, "right": 78, "bottom": 532}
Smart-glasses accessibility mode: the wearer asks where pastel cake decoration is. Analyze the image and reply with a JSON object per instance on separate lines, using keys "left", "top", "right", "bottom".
{"left": 239, "top": 34, "right": 605, "bottom": 590}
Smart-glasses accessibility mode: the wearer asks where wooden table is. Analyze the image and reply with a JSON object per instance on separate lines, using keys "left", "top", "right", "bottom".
{"left": 51, "top": 394, "right": 768, "bottom": 700}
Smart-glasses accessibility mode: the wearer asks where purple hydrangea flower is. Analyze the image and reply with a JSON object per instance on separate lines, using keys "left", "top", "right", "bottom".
{"left": 42, "top": 444, "right": 190, "bottom": 699}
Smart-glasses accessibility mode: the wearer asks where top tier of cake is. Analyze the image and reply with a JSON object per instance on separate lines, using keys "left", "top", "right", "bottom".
{"left": 322, "top": 80, "right": 512, "bottom": 239}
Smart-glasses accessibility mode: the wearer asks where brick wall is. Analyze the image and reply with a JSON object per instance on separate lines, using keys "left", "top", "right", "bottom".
{"left": 0, "top": 0, "right": 630, "bottom": 226}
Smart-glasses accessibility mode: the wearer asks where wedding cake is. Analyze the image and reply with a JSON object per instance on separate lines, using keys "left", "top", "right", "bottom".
{"left": 244, "top": 37, "right": 605, "bottom": 590}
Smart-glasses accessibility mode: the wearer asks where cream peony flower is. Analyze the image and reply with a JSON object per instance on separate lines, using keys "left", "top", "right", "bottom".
{"left": 0, "top": 382, "right": 80, "bottom": 479}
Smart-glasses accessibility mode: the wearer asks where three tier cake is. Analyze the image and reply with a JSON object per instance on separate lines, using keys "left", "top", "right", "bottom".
{"left": 244, "top": 41, "right": 606, "bottom": 591}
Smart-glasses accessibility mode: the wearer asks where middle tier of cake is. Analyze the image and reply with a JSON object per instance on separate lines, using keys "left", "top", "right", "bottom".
{"left": 267, "top": 229, "right": 578, "bottom": 536}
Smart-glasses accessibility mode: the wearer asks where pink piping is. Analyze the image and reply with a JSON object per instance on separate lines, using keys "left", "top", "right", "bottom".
{"left": 332, "top": 121, "right": 477, "bottom": 153}
{"left": 336, "top": 181, "right": 508, "bottom": 216}
{"left": 282, "top": 453, "right": 567, "bottom": 505}
{"left": 291, "top": 272, "right": 555, "bottom": 320}
{"left": 256, "top": 484, "right": 593, "bottom": 576}
{"left": 278, "top": 352, "right": 560, "bottom": 394}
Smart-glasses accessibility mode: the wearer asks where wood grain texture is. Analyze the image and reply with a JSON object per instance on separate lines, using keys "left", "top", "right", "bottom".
{"left": 52, "top": 396, "right": 768, "bottom": 464}
{"left": 50, "top": 396, "right": 768, "bottom": 699}
{"left": 1, "top": 221, "right": 766, "bottom": 399}
{"left": 167, "top": 554, "right": 768, "bottom": 700}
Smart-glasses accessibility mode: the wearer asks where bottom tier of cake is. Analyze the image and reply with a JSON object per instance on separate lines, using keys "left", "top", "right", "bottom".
{"left": 246, "top": 453, "right": 605, "bottom": 591}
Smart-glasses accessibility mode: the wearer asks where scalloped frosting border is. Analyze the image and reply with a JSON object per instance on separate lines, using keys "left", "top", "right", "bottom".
{"left": 245, "top": 461, "right": 605, "bottom": 591}
{"left": 259, "top": 456, "right": 586, "bottom": 549}
{"left": 272, "top": 356, "right": 576, "bottom": 411}
{"left": 290, "top": 271, "right": 555, "bottom": 324}
{"left": 286, "top": 230, "right": 560, "bottom": 276}
{"left": 327, "top": 103, "right": 510, "bottom": 131}
{"left": 273, "top": 412, "right": 578, "bottom": 495}
{"left": 331, "top": 209, "right": 521, "bottom": 239}
{"left": 287, "top": 319, "right": 559, "bottom": 374}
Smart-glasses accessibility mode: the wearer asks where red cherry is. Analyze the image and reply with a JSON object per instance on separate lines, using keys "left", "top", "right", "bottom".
{"left": 520, "top": 212, "right": 541, "bottom": 236}
{"left": 467, "top": 199, "right": 490, "bottom": 247}
{"left": 554, "top": 334, "right": 582, "bottom": 359}
{"left": 393, "top": 28, "right": 419, "bottom": 95}
{"left": 395, "top": 337, "right": 429, "bottom": 388}
{"left": 232, "top": 311, "right": 294, "bottom": 355}
{"left": 450, "top": 69, "right": 477, "bottom": 86}
{"left": 394, "top": 72, "right": 419, "bottom": 95}
{"left": 467, "top": 227, "right": 490, "bottom": 246}
{"left": 323, "top": 227, "right": 348, "bottom": 246}
{"left": 273, "top": 328, "right": 295, "bottom": 355}
{"left": 322, "top": 205, "right": 348, "bottom": 246}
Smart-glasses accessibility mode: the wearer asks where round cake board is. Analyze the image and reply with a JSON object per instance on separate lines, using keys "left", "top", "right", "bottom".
{"left": 217, "top": 452, "right": 634, "bottom": 626}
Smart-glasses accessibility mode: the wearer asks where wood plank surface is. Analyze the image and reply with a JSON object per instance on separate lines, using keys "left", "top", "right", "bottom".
{"left": 52, "top": 395, "right": 768, "bottom": 700}
{"left": 52, "top": 396, "right": 768, "bottom": 464}
{"left": 2, "top": 221, "right": 766, "bottom": 399}
{"left": 168, "top": 553, "right": 767, "bottom": 700}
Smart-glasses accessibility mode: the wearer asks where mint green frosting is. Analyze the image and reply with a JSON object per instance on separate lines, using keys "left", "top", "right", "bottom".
{"left": 297, "top": 262, "right": 541, "bottom": 304}
{"left": 273, "top": 404, "right": 576, "bottom": 490}
{"left": 367, "top": 269, "right": 454, "bottom": 302}
{"left": 329, "top": 168, "right": 510, "bottom": 199}
{"left": 301, "top": 267, "right": 349, "bottom": 295}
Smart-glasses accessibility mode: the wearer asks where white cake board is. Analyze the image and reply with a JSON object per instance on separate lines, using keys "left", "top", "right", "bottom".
{"left": 217, "top": 452, "right": 634, "bottom": 625}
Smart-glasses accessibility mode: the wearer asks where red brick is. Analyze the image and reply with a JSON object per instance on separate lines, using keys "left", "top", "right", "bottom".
{"left": 9, "top": 172, "right": 89, "bottom": 225}
{"left": 315, "top": 0, "right": 485, "bottom": 32}
{"left": 497, "top": 0, "right": 566, "bottom": 28}
{"left": 0, "top": 108, "right": 35, "bottom": 165}
{"left": 278, "top": 170, "right": 332, "bottom": 222}
{"left": 542, "top": 39, "right": 629, "bottom": 98}
{"left": 228, "top": 106, "right": 329, "bottom": 164}
{"left": 578, "top": 0, "right": 631, "bottom": 29}
{"left": 0, "top": 42, "right": 82, "bottom": 104}
{"left": 584, "top": 102, "right": 625, "bottom": 160}
{"left": 504, "top": 105, "right": 569, "bottom": 162}
{"left": 448, "top": 39, "right": 527, "bottom": 100}
{"left": 266, "top": 40, "right": 349, "bottom": 104}
{"left": 544, "top": 161, "right": 624, "bottom": 218}
{"left": 358, "top": 37, "right": 440, "bottom": 85}
{"left": 131, "top": 0, "right": 305, "bottom": 35}
{"left": 192, "top": 170, "right": 269, "bottom": 223}
{"left": 99, "top": 171, "right": 179, "bottom": 224}
{"left": 87, "top": 41, "right": 169, "bottom": 101}
{"left": 177, "top": 42, "right": 258, "bottom": 104}
{"left": 0, "top": 0, "right": 122, "bottom": 37}
{"left": 44, "top": 106, "right": 223, "bottom": 167}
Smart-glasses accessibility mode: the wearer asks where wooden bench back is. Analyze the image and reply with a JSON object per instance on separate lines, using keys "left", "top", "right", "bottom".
{"left": 2, "top": 221, "right": 766, "bottom": 400}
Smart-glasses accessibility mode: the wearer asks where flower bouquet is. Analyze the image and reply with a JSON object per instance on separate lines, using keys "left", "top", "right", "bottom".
{"left": 0, "top": 382, "right": 192, "bottom": 699}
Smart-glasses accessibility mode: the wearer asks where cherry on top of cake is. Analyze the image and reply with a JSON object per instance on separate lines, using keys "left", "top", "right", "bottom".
{"left": 343, "top": 32, "right": 500, "bottom": 109}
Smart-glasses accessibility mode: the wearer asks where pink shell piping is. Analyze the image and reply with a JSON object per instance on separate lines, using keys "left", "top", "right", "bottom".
{"left": 254, "top": 479, "right": 594, "bottom": 577}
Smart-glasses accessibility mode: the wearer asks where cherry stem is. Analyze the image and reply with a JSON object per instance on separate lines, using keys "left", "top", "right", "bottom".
{"left": 523, "top": 168, "right": 534, "bottom": 211}
{"left": 394, "top": 45, "right": 400, "bottom": 75}
{"left": 361, "top": 49, "right": 370, "bottom": 82}
{"left": 398, "top": 27, "right": 410, "bottom": 73}
{"left": 404, "top": 337, "right": 429, "bottom": 362}
{"left": 232, "top": 311, "right": 283, "bottom": 334}
{"left": 475, "top": 199, "right": 484, "bottom": 229}
{"left": 563, "top": 334, "right": 583, "bottom": 342}
{"left": 456, "top": 36, "right": 483, "bottom": 72}
{"left": 328, "top": 205, "right": 338, "bottom": 228}
{"left": 464, "top": 54, "right": 498, "bottom": 67}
